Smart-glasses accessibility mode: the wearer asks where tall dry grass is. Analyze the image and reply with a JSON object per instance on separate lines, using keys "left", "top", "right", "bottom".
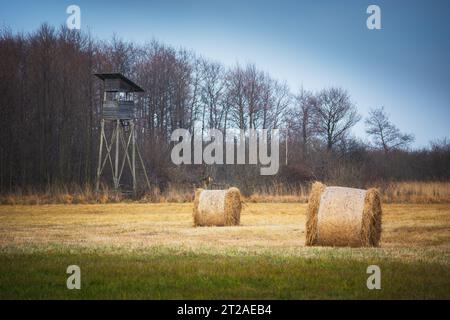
{"left": 0, "top": 184, "right": 124, "bottom": 205}
{"left": 249, "top": 181, "right": 450, "bottom": 204}
{"left": 0, "top": 181, "right": 449, "bottom": 205}
{"left": 379, "top": 181, "right": 450, "bottom": 204}
{"left": 246, "top": 183, "right": 310, "bottom": 203}
{"left": 0, "top": 183, "right": 194, "bottom": 205}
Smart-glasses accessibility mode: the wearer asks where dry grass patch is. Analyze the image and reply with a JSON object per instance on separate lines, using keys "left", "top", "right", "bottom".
{"left": 1, "top": 202, "right": 449, "bottom": 300}
{"left": 0, "top": 203, "right": 448, "bottom": 261}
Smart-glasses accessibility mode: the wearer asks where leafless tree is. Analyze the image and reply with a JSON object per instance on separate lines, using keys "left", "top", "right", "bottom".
{"left": 365, "top": 107, "right": 414, "bottom": 153}
{"left": 226, "top": 64, "right": 246, "bottom": 129}
{"left": 291, "top": 87, "right": 317, "bottom": 155}
{"left": 243, "top": 64, "right": 263, "bottom": 129}
{"left": 270, "top": 80, "right": 291, "bottom": 129}
{"left": 314, "top": 87, "right": 361, "bottom": 151}
{"left": 199, "top": 59, "right": 226, "bottom": 131}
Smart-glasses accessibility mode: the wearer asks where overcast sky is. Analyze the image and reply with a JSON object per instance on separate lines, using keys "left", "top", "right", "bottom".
{"left": 1, "top": 0, "right": 449, "bottom": 147}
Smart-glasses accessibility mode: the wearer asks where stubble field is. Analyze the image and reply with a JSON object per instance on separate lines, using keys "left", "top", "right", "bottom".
{"left": 0, "top": 203, "right": 449, "bottom": 299}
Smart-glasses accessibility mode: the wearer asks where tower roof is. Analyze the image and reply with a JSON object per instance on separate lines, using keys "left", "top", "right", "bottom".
{"left": 95, "top": 73, "right": 145, "bottom": 92}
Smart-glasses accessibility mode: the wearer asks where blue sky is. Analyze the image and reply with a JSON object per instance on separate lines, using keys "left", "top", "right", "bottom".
{"left": 1, "top": 0, "right": 449, "bottom": 147}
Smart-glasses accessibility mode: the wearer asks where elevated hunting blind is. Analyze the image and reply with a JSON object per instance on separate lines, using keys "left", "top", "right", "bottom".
{"left": 95, "top": 73, "right": 144, "bottom": 120}
{"left": 94, "top": 73, "right": 150, "bottom": 194}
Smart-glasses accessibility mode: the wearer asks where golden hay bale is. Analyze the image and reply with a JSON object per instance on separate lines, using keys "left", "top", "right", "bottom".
{"left": 306, "top": 182, "right": 382, "bottom": 247}
{"left": 193, "top": 187, "right": 242, "bottom": 226}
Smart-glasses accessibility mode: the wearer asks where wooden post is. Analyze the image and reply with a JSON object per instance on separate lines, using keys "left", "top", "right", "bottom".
{"left": 115, "top": 120, "right": 120, "bottom": 189}
{"left": 131, "top": 121, "right": 136, "bottom": 193}
{"left": 95, "top": 119, "right": 105, "bottom": 192}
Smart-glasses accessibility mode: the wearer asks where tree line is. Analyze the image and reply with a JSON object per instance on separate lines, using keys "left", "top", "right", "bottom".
{"left": 0, "top": 25, "right": 448, "bottom": 194}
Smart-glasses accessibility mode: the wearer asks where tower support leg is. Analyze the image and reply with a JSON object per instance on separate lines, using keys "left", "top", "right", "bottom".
{"left": 131, "top": 122, "right": 136, "bottom": 193}
{"left": 114, "top": 120, "right": 120, "bottom": 190}
{"left": 95, "top": 119, "right": 105, "bottom": 192}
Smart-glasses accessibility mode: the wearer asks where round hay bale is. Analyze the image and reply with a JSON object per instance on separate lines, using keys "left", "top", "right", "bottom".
{"left": 306, "top": 182, "right": 382, "bottom": 247}
{"left": 193, "top": 187, "right": 242, "bottom": 227}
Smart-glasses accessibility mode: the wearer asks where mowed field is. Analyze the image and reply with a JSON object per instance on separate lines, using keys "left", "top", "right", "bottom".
{"left": 0, "top": 203, "right": 449, "bottom": 299}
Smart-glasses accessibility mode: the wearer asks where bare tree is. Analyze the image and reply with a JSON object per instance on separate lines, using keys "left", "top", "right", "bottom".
{"left": 243, "top": 64, "right": 263, "bottom": 129}
{"left": 314, "top": 87, "right": 361, "bottom": 151}
{"left": 259, "top": 75, "right": 273, "bottom": 130}
{"left": 199, "top": 59, "right": 226, "bottom": 131}
{"left": 271, "top": 80, "right": 291, "bottom": 129}
{"left": 226, "top": 64, "right": 246, "bottom": 129}
{"left": 365, "top": 107, "right": 414, "bottom": 153}
{"left": 292, "top": 87, "right": 316, "bottom": 155}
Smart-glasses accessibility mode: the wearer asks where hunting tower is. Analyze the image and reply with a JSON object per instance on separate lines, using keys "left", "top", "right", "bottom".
{"left": 94, "top": 73, "right": 150, "bottom": 194}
